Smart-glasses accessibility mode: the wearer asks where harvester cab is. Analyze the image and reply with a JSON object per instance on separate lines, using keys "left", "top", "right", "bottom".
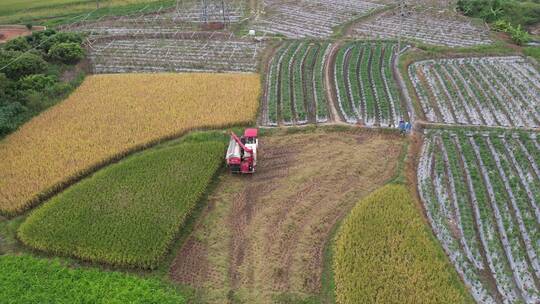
{"left": 225, "top": 128, "right": 258, "bottom": 174}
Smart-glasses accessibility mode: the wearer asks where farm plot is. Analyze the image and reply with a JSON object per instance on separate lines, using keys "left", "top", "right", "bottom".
{"left": 0, "top": 73, "right": 259, "bottom": 216}
{"left": 334, "top": 184, "right": 473, "bottom": 304}
{"left": 263, "top": 41, "right": 331, "bottom": 125}
{"left": 333, "top": 42, "right": 405, "bottom": 127}
{"left": 169, "top": 129, "right": 405, "bottom": 303}
{"left": 88, "top": 36, "right": 264, "bottom": 73}
{"left": 251, "top": 0, "right": 383, "bottom": 38}
{"left": 0, "top": 254, "right": 186, "bottom": 303}
{"left": 409, "top": 56, "right": 540, "bottom": 128}
{"left": 173, "top": 0, "right": 245, "bottom": 24}
{"left": 67, "top": 0, "right": 245, "bottom": 36}
{"left": 350, "top": 9, "right": 492, "bottom": 48}
{"left": 418, "top": 129, "right": 540, "bottom": 303}
{"left": 18, "top": 136, "right": 225, "bottom": 268}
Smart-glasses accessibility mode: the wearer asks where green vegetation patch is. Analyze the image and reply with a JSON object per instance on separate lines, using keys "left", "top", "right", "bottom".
{"left": 18, "top": 137, "right": 225, "bottom": 269}
{"left": 0, "top": 254, "right": 185, "bottom": 303}
{"left": 0, "top": 0, "right": 174, "bottom": 26}
{"left": 333, "top": 184, "right": 473, "bottom": 304}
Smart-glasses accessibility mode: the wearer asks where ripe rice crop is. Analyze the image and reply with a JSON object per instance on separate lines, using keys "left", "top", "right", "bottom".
{"left": 18, "top": 136, "right": 225, "bottom": 268}
{"left": 0, "top": 254, "right": 185, "bottom": 303}
{"left": 0, "top": 73, "right": 260, "bottom": 216}
{"left": 409, "top": 56, "right": 540, "bottom": 128}
{"left": 418, "top": 129, "right": 540, "bottom": 303}
{"left": 263, "top": 41, "right": 331, "bottom": 125}
{"left": 333, "top": 42, "right": 405, "bottom": 127}
{"left": 334, "top": 184, "right": 473, "bottom": 304}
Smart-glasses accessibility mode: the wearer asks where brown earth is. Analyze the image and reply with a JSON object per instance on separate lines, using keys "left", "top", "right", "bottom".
{"left": 0, "top": 25, "right": 45, "bottom": 43}
{"left": 169, "top": 129, "right": 405, "bottom": 303}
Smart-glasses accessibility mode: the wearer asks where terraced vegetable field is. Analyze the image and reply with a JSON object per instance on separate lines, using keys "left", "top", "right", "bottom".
{"left": 252, "top": 0, "right": 383, "bottom": 38}
{"left": 410, "top": 56, "right": 540, "bottom": 128}
{"left": 351, "top": 9, "right": 492, "bottom": 47}
{"left": 88, "top": 35, "right": 264, "bottom": 73}
{"left": 263, "top": 41, "right": 331, "bottom": 125}
{"left": 333, "top": 42, "right": 405, "bottom": 127}
{"left": 0, "top": 73, "right": 259, "bottom": 216}
{"left": 418, "top": 129, "right": 540, "bottom": 303}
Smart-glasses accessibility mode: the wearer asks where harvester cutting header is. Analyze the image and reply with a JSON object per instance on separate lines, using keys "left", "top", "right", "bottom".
{"left": 225, "top": 128, "right": 258, "bottom": 174}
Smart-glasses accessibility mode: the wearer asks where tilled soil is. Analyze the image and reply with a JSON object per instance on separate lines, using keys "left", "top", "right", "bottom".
{"left": 169, "top": 130, "right": 405, "bottom": 303}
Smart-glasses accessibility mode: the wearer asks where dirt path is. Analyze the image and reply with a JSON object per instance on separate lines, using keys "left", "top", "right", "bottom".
{"left": 324, "top": 43, "right": 343, "bottom": 123}
{"left": 170, "top": 129, "right": 405, "bottom": 303}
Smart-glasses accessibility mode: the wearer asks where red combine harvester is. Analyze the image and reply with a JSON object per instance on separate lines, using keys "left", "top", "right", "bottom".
{"left": 225, "top": 128, "right": 258, "bottom": 174}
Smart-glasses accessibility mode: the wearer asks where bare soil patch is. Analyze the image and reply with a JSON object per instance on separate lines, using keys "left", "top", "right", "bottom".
{"left": 170, "top": 129, "right": 405, "bottom": 303}
{"left": 0, "top": 25, "right": 45, "bottom": 43}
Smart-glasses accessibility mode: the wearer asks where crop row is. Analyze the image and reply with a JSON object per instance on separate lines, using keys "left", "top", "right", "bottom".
{"left": 333, "top": 42, "right": 404, "bottom": 127}
{"left": 418, "top": 130, "right": 540, "bottom": 303}
{"left": 264, "top": 41, "right": 330, "bottom": 125}
{"left": 0, "top": 73, "right": 260, "bottom": 215}
{"left": 352, "top": 10, "right": 492, "bottom": 47}
{"left": 252, "top": 0, "right": 382, "bottom": 38}
{"left": 410, "top": 56, "right": 540, "bottom": 128}
{"left": 89, "top": 38, "right": 264, "bottom": 73}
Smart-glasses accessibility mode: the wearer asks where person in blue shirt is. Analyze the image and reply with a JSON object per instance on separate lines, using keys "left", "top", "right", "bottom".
{"left": 398, "top": 120, "right": 405, "bottom": 134}
{"left": 405, "top": 121, "right": 412, "bottom": 133}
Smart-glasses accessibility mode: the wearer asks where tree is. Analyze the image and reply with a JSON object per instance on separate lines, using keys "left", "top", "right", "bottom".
{"left": 4, "top": 37, "right": 31, "bottom": 52}
{"left": 41, "top": 32, "right": 83, "bottom": 52}
{"left": 0, "top": 51, "right": 47, "bottom": 80}
{"left": 18, "top": 74, "right": 57, "bottom": 92}
{"left": 48, "top": 43, "right": 85, "bottom": 64}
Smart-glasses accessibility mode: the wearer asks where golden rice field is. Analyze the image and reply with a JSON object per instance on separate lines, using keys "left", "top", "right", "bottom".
{"left": 0, "top": 73, "right": 260, "bottom": 216}
{"left": 333, "top": 184, "right": 473, "bottom": 304}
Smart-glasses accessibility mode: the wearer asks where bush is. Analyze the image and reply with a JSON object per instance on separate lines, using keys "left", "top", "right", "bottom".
{"left": 41, "top": 32, "right": 84, "bottom": 52}
{"left": 19, "top": 74, "right": 57, "bottom": 92}
{"left": 48, "top": 42, "right": 85, "bottom": 64}
{"left": 458, "top": 0, "right": 540, "bottom": 26}
{"left": 493, "top": 19, "right": 531, "bottom": 45}
{"left": 0, "top": 50, "right": 47, "bottom": 80}
{"left": 0, "top": 73, "right": 14, "bottom": 101}
{"left": 3, "top": 37, "right": 31, "bottom": 52}
{"left": 26, "top": 29, "right": 56, "bottom": 48}
{"left": 0, "top": 255, "right": 186, "bottom": 303}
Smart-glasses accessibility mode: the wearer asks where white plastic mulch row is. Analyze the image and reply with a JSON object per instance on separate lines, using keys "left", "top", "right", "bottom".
{"left": 88, "top": 38, "right": 264, "bottom": 73}
{"left": 410, "top": 56, "right": 540, "bottom": 128}
{"left": 352, "top": 10, "right": 492, "bottom": 47}
{"left": 252, "top": 0, "right": 383, "bottom": 38}
{"left": 418, "top": 130, "right": 540, "bottom": 303}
